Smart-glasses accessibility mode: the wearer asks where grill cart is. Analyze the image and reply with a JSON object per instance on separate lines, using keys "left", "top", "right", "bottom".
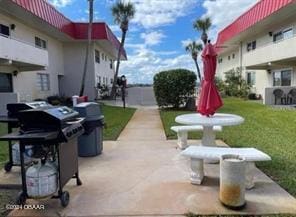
{"left": 0, "top": 101, "right": 52, "bottom": 172}
{"left": 0, "top": 106, "right": 84, "bottom": 207}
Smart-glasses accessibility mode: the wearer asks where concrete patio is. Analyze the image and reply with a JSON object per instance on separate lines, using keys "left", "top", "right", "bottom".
{"left": 2, "top": 108, "right": 296, "bottom": 216}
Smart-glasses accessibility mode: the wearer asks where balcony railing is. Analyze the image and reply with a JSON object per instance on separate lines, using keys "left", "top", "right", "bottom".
{"left": 243, "top": 33, "right": 296, "bottom": 67}
{"left": 0, "top": 35, "right": 48, "bottom": 67}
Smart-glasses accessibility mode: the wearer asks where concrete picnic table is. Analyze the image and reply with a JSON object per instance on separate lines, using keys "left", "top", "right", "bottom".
{"left": 175, "top": 113, "right": 244, "bottom": 147}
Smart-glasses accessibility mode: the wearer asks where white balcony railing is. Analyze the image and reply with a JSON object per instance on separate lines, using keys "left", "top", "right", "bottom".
{"left": 243, "top": 34, "right": 296, "bottom": 67}
{"left": 0, "top": 35, "right": 48, "bottom": 67}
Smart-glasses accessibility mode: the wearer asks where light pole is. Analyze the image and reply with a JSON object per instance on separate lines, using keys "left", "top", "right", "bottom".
{"left": 121, "top": 75, "right": 127, "bottom": 109}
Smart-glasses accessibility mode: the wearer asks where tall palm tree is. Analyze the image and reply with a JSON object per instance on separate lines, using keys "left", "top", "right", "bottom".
{"left": 193, "top": 17, "right": 212, "bottom": 45}
{"left": 110, "top": 0, "right": 135, "bottom": 99}
{"left": 79, "top": 0, "right": 94, "bottom": 96}
{"left": 185, "top": 41, "right": 203, "bottom": 82}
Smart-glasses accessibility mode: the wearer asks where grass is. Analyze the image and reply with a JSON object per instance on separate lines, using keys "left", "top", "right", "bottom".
{"left": 160, "top": 98, "right": 296, "bottom": 197}
{"left": 0, "top": 123, "right": 8, "bottom": 168}
{"left": 102, "top": 104, "right": 136, "bottom": 140}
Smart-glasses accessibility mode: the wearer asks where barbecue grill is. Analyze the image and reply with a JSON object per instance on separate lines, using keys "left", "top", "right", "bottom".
{"left": 0, "top": 101, "right": 52, "bottom": 172}
{"left": 0, "top": 106, "right": 84, "bottom": 207}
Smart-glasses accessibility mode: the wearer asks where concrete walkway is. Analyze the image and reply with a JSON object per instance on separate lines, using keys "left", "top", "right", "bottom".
{"left": 4, "top": 108, "right": 296, "bottom": 216}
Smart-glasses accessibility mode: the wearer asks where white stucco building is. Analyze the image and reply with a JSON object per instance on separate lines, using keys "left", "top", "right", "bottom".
{"left": 216, "top": 0, "right": 296, "bottom": 105}
{"left": 0, "top": 0, "right": 126, "bottom": 103}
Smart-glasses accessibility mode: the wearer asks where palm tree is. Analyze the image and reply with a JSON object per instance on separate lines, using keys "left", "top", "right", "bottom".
{"left": 185, "top": 41, "right": 203, "bottom": 82}
{"left": 79, "top": 0, "right": 94, "bottom": 96}
{"left": 110, "top": 0, "right": 135, "bottom": 99}
{"left": 193, "top": 17, "right": 212, "bottom": 45}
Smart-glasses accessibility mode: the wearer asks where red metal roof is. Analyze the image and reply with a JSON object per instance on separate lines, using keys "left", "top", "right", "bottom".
{"left": 216, "top": 0, "right": 295, "bottom": 49}
{"left": 10, "top": 0, "right": 126, "bottom": 59}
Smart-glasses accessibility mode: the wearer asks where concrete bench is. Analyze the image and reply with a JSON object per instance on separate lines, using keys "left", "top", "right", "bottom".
{"left": 181, "top": 146, "right": 271, "bottom": 189}
{"left": 171, "top": 125, "right": 222, "bottom": 149}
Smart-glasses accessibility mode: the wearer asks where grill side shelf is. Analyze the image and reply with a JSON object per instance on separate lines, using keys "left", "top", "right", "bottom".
{"left": 0, "top": 131, "right": 59, "bottom": 143}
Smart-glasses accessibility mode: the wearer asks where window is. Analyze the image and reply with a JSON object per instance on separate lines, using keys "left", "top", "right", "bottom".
{"left": 110, "top": 59, "right": 113, "bottom": 69}
{"left": 110, "top": 78, "right": 113, "bottom": 84}
{"left": 0, "top": 24, "right": 10, "bottom": 37}
{"left": 232, "top": 53, "right": 235, "bottom": 59}
{"left": 273, "top": 28, "right": 293, "bottom": 42}
{"left": 101, "top": 53, "right": 104, "bottom": 61}
{"left": 282, "top": 70, "right": 292, "bottom": 86}
{"left": 273, "top": 32, "right": 283, "bottom": 42}
{"left": 35, "top": 37, "right": 47, "bottom": 49}
{"left": 246, "top": 72, "right": 256, "bottom": 86}
{"left": 37, "top": 73, "right": 50, "bottom": 91}
{"left": 0, "top": 73, "right": 13, "bottom": 92}
{"left": 95, "top": 50, "right": 100, "bottom": 63}
{"left": 228, "top": 56, "right": 230, "bottom": 60}
{"left": 218, "top": 57, "right": 223, "bottom": 64}
{"left": 283, "top": 28, "right": 293, "bottom": 39}
{"left": 252, "top": 41, "right": 256, "bottom": 50}
{"left": 247, "top": 40, "right": 256, "bottom": 52}
{"left": 273, "top": 69, "right": 292, "bottom": 86}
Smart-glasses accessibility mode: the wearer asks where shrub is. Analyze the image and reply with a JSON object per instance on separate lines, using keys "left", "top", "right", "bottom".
{"left": 248, "top": 93, "right": 257, "bottom": 100}
{"left": 223, "top": 67, "right": 250, "bottom": 98}
{"left": 215, "top": 76, "right": 225, "bottom": 94}
{"left": 153, "top": 69, "right": 197, "bottom": 108}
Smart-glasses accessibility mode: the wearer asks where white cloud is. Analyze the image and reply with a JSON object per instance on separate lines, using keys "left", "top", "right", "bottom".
{"left": 119, "top": 46, "right": 200, "bottom": 84}
{"left": 140, "top": 31, "right": 165, "bottom": 46}
{"left": 202, "top": 0, "right": 258, "bottom": 42}
{"left": 118, "top": 0, "right": 198, "bottom": 29}
{"left": 48, "top": 0, "right": 74, "bottom": 8}
{"left": 181, "top": 38, "right": 196, "bottom": 48}
{"left": 109, "top": 25, "right": 121, "bottom": 32}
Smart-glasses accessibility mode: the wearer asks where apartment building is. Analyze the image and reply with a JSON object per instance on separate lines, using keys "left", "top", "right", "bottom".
{"left": 216, "top": 0, "right": 296, "bottom": 104}
{"left": 0, "top": 0, "right": 126, "bottom": 104}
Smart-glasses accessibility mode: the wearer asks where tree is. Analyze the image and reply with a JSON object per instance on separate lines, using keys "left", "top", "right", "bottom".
{"left": 79, "top": 0, "right": 94, "bottom": 96}
{"left": 110, "top": 0, "right": 135, "bottom": 99}
{"left": 185, "top": 41, "right": 203, "bottom": 82}
{"left": 193, "top": 17, "right": 212, "bottom": 45}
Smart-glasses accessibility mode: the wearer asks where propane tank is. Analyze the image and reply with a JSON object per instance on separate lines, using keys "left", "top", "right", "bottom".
{"left": 12, "top": 143, "right": 33, "bottom": 165}
{"left": 26, "top": 160, "right": 58, "bottom": 198}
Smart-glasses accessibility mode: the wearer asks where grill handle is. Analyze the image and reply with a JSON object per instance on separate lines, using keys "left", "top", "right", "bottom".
{"left": 66, "top": 117, "right": 85, "bottom": 125}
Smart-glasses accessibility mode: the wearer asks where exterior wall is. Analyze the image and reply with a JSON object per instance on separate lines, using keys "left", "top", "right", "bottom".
{"left": 217, "top": 50, "right": 240, "bottom": 79}
{"left": 94, "top": 44, "right": 115, "bottom": 88}
{"left": 61, "top": 42, "right": 96, "bottom": 100}
{"left": 0, "top": 13, "right": 62, "bottom": 101}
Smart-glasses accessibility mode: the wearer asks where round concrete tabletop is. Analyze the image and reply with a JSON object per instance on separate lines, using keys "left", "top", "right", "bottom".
{"left": 175, "top": 113, "right": 244, "bottom": 126}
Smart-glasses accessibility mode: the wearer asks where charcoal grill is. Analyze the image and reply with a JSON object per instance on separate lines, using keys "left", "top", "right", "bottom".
{"left": 0, "top": 106, "right": 84, "bottom": 207}
{"left": 0, "top": 101, "right": 52, "bottom": 172}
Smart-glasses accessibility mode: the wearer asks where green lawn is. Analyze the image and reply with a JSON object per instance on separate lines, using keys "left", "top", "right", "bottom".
{"left": 160, "top": 98, "right": 296, "bottom": 197}
{"left": 102, "top": 104, "right": 136, "bottom": 140}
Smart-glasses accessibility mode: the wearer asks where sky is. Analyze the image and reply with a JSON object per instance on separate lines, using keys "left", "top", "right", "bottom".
{"left": 49, "top": 0, "right": 258, "bottom": 84}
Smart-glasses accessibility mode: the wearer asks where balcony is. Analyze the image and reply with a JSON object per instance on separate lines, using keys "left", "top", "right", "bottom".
{"left": 0, "top": 35, "right": 48, "bottom": 71}
{"left": 243, "top": 34, "right": 296, "bottom": 69}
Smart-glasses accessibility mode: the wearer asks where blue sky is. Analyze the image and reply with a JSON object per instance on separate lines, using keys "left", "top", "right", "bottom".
{"left": 49, "top": 0, "right": 257, "bottom": 84}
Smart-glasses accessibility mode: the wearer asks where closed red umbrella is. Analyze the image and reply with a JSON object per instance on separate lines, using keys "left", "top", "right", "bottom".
{"left": 197, "top": 42, "right": 223, "bottom": 116}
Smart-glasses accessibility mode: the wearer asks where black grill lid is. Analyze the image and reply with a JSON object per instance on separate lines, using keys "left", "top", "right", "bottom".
{"left": 7, "top": 101, "right": 52, "bottom": 118}
{"left": 18, "top": 106, "right": 79, "bottom": 131}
